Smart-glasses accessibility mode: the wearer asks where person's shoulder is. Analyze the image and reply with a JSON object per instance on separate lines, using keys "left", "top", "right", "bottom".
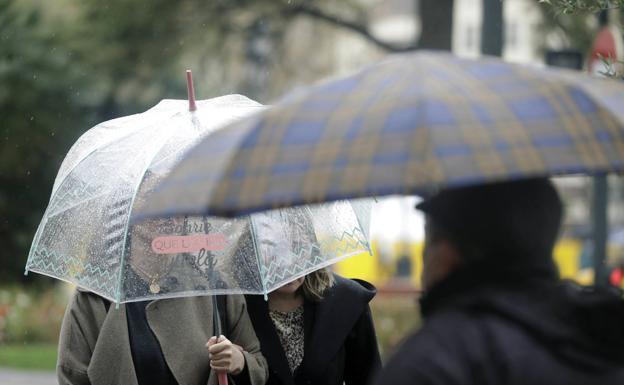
{"left": 381, "top": 314, "right": 479, "bottom": 384}
{"left": 66, "top": 288, "right": 113, "bottom": 325}
{"left": 389, "top": 307, "right": 487, "bottom": 364}
{"left": 329, "top": 273, "right": 376, "bottom": 302}
{"left": 222, "top": 293, "right": 251, "bottom": 312}
{"left": 426, "top": 306, "right": 498, "bottom": 344}
{"left": 73, "top": 287, "right": 110, "bottom": 308}
{"left": 381, "top": 329, "right": 455, "bottom": 385}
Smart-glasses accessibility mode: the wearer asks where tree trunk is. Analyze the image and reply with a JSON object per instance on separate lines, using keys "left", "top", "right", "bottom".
{"left": 418, "top": 0, "right": 454, "bottom": 50}
{"left": 481, "top": 0, "right": 504, "bottom": 56}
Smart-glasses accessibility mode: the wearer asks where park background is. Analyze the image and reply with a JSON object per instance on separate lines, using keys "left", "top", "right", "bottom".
{"left": 1, "top": 0, "right": 624, "bottom": 375}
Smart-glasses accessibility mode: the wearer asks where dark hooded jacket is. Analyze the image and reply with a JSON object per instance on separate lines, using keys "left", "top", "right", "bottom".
{"left": 245, "top": 274, "right": 381, "bottom": 385}
{"left": 376, "top": 266, "right": 624, "bottom": 385}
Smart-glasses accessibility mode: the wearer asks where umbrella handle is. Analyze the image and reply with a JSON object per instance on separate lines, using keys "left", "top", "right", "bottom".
{"left": 186, "top": 69, "right": 197, "bottom": 112}
{"left": 218, "top": 371, "right": 228, "bottom": 385}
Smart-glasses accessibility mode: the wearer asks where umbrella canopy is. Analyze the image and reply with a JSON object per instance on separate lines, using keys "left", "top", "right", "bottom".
{"left": 139, "top": 51, "right": 624, "bottom": 218}
{"left": 26, "top": 95, "right": 371, "bottom": 303}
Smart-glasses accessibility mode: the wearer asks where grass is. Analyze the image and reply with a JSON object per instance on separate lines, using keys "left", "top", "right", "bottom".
{"left": 0, "top": 343, "right": 57, "bottom": 371}
{"left": 370, "top": 294, "right": 422, "bottom": 360}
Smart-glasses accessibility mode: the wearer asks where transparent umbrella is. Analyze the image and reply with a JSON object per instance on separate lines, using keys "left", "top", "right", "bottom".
{"left": 25, "top": 89, "right": 371, "bottom": 304}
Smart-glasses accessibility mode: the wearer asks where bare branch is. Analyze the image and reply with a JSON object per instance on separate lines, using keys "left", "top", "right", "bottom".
{"left": 289, "top": 3, "right": 418, "bottom": 52}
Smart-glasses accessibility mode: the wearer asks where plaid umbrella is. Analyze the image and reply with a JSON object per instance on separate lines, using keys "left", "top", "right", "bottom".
{"left": 138, "top": 51, "right": 624, "bottom": 218}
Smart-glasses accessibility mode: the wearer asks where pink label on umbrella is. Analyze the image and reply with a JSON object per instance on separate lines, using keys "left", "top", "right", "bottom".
{"left": 151, "top": 234, "right": 227, "bottom": 254}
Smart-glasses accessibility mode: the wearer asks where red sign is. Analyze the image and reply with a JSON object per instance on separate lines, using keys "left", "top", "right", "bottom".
{"left": 588, "top": 26, "right": 623, "bottom": 75}
{"left": 151, "top": 234, "right": 227, "bottom": 254}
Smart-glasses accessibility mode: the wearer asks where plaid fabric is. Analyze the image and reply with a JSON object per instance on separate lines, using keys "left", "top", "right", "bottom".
{"left": 141, "top": 51, "right": 624, "bottom": 218}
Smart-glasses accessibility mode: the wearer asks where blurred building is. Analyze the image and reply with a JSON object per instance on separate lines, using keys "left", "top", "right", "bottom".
{"left": 453, "top": 0, "right": 542, "bottom": 63}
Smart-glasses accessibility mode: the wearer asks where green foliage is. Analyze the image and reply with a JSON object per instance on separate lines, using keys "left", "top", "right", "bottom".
{"left": 0, "top": 285, "right": 66, "bottom": 344}
{"left": 537, "top": 2, "right": 599, "bottom": 55}
{"left": 539, "top": 0, "right": 624, "bottom": 14}
{"left": 0, "top": 343, "right": 58, "bottom": 371}
{"left": 598, "top": 56, "right": 624, "bottom": 78}
{"left": 1, "top": 0, "right": 368, "bottom": 283}
{"left": 537, "top": 1, "right": 624, "bottom": 78}
{"left": 0, "top": 0, "right": 99, "bottom": 282}
{"left": 0, "top": 0, "right": 267, "bottom": 282}
{"left": 370, "top": 296, "right": 421, "bottom": 360}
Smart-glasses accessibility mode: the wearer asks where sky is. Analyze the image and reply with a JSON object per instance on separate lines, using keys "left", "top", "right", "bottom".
{"left": 370, "top": 195, "right": 425, "bottom": 243}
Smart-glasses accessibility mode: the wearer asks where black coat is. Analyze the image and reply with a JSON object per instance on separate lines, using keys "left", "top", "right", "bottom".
{"left": 376, "top": 268, "right": 624, "bottom": 385}
{"left": 245, "top": 275, "right": 381, "bottom": 385}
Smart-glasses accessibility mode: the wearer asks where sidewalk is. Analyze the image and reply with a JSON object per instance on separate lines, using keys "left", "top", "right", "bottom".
{"left": 0, "top": 368, "right": 55, "bottom": 385}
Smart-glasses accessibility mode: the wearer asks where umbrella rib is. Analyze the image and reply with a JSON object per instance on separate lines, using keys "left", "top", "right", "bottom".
{"left": 115, "top": 120, "right": 190, "bottom": 303}
{"left": 248, "top": 216, "right": 268, "bottom": 299}
{"left": 147, "top": 140, "right": 199, "bottom": 172}
{"left": 25, "top": 208, "right": 49, "bottom": 275}
{"left": 27, "top": 158, "right": 124, "bottom": 274}
{"left": 51, "top": 108, "right": 183, "bottom": 200}
{"left": 349, "top": 203, "right": 373, "bottom": 256}
{"left": 44, "top": 190, "right": 120, "bottom": 219}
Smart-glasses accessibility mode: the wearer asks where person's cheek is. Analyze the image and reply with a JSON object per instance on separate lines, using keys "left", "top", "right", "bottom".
{"left": 421, "top": 243, "right": 433, "bottom": 290}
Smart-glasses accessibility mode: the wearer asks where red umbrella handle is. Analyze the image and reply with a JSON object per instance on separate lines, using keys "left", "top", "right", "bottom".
{"left": 218, "top": 371, "right": 228, "bottom": 385}
{"left": 186, "top": 69, "right": 197, "bottom": 112}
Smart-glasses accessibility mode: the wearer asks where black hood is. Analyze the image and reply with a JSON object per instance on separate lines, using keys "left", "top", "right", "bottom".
{"left": 421, "top": 266, "right": 624, "bottom": 370}
{"left": 482, "top": 282, "right": 624, "bottom": 369}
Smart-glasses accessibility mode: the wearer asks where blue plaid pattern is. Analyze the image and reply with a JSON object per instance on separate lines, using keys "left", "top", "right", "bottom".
{"left": 141, "top": 51, "right": 624, "bottom": 218}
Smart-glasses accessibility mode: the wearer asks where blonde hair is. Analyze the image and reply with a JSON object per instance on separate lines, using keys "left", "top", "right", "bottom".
{"left": 299, "top": 267, "right": 335, "bottom": 302}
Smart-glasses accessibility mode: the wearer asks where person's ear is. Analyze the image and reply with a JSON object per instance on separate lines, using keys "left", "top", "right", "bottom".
{"left": 437, "top": 239, "right": 462, "bottom": 270}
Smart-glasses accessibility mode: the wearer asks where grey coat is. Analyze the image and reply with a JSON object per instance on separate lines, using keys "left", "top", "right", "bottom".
{"left": 57, "top": 289, "right": 268, "bottom": 385}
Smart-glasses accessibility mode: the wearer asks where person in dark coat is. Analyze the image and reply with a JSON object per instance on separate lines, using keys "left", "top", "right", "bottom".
{"left": 245, "top": 268, "right": 381, "bottom": 385}
{"left": 376, "top": 178, "right": 624, "bottom": 385}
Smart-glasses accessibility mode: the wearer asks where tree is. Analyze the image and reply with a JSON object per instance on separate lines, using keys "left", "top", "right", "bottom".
{"left": 481, "top": 0, "right": 503, "bottom": 56}
{"left": 538, "top": 3, "right": 624, "bottom": 76}
{"left": 539, "top": 0, "right": 623, "bottom": 13}
{"left": 419, "top": 0, "right": 454, "bottom": 50}
{"left": 0, "top": 0, "right": 98, "bottom": 282}
{"left": 537, "top": 2, "right": 601, "bottom": 56}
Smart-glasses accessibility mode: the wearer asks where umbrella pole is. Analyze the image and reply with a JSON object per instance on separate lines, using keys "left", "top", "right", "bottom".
{"left": 205, "top": 210, "right": 227, "bottom": 385}
{"left": 212, "top": 295, "right": 223, "bottom": 339}
{"left": 212, "top": 296, "right": 228, "bottom": 385}
{"left": 186, "top": 70, "right": 197, "bottom": 112}
{"left": 592, "top": 175, "right": 609, "bottom": 287}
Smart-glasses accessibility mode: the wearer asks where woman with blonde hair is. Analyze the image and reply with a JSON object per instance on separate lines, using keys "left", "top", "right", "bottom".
{"left": 244, "top": 207, "right": 381, "bottom": 385}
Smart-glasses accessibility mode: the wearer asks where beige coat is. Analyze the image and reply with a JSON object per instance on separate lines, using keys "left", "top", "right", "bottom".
{"left": 57, "top": 289, "right": 268, "bottom": 385}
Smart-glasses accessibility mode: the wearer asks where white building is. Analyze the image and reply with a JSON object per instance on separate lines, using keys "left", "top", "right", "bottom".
{"left": 453, "top": 0, "right": 543, "bottom": 63}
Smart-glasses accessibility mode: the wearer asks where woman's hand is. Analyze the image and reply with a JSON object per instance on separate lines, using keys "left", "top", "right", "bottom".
{"left": 206, "top": 335, "right": 246, "bottom": 375}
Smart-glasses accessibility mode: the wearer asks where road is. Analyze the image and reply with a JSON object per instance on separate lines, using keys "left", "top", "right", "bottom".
{"left": 0, "top": 368, "right": 56, "bottom": 385}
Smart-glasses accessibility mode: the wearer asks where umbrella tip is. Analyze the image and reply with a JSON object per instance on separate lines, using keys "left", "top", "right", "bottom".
{"left": 186, "top": 69, "right": 197, "bottom": 112}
